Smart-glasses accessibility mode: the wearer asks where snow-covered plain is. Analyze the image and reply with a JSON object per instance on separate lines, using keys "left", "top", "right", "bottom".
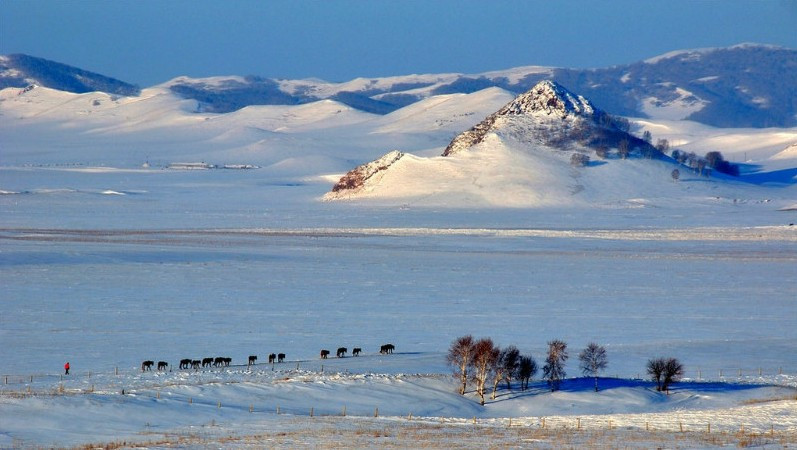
{"left": 1, "top": 84, "right": 796, "bottom": 447}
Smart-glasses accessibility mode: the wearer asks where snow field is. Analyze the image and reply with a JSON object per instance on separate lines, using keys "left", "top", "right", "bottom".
{"left": 1, "top": 78, "right": 796, "bottom": 447}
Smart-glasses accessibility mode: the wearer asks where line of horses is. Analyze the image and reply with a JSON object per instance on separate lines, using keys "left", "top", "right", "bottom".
{"left": 141, "top": 343, "right": 395, "bottom": 372}
{"left": 319, "top": 343, "right": 394, "bottom": 359}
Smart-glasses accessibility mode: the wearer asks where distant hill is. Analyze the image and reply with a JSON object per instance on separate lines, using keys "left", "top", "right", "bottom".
{"left": 164, "top": 44, "right": 797, "bottom": 128}
{"left": 0, "top": 54, "right": 140, "bottom": 97}
{"left": 2, "top": 44, "right": 795, "bottom": 127}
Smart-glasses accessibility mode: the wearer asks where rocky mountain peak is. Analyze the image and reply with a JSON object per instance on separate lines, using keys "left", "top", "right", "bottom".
{"left": 328, "top": 150, "right": 405, "bottom": 195}
{"left": 442, "top": 81, "right": 600, "bottom": 156}
{"left": 495, "top": 80, "right": 595, "bottom": 118}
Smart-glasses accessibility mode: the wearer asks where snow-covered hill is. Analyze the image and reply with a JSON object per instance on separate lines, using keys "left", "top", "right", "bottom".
{"left": 4, "top": 44, "right": 795, "bottom": 128}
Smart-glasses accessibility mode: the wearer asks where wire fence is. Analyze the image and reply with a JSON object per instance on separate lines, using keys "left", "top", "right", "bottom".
{"left": 3, "top": 362, "right": 794, "bottom": 390}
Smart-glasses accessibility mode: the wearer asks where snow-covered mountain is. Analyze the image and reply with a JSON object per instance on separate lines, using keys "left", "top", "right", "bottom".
{"left": 3, "top": 44, "right": 794, "bottom": 128}
{"left": 324, "top": 81, "right": 763, "bottom": 207}
{"left": 0, "top": 54, "right": 139, "bottom": 96}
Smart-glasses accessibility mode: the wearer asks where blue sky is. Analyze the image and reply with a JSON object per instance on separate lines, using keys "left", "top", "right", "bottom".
{"left": 2, "top": 0, "right": 796, "bottom": 86}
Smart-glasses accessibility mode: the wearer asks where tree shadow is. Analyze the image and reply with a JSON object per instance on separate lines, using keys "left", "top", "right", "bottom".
{"left": 486, "top": 377, "right": 772, "bottom": 403}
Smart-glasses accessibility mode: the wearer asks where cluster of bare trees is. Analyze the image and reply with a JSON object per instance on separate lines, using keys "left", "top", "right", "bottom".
{"left": 448, "top": 336, "right": 686, "bottom": 404}
{"left": 646, "top": 357, "right": 684, "bottom": 392}
{"left": 670, "top": 149, "right": 739, "bottom": 177}
{"left": 447, "top": 336, "right": 612, "bottom": 405}
{"left": 447, "top": 336, "right": 537, "bottom": 405}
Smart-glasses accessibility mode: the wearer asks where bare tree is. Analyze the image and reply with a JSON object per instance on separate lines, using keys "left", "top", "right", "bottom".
{"left": 647, "top": 357, "right": 683, "bottom": 392}
{"left": 704, "top": 151, "right": 724, "bottom": 168}
{"left": 570, "top": 153, "right": 590, "bottom": 167}
{"left": 543, "top": 340, "right": 568, "bottom": 391}
{"left": 447, "top": 335, "right": 475, "bottom": 395}
{"left": 491, "top": 345, "right": 520, "bottom": 400}
{"left": 470, "top": 338, "right": 499, "bottom": 405}
{"left": 617, "top": 139, "right": 630, "bottom": 159}
{"left": 518, "top": 355, "right": 537, "bottom": 391}
{"left": 578, "top": 343, "right": 608, "bottom": 392}
{"left": 501, "top": 345, "right": 521, "bottom": 391}
{"left": 656, "top": 138, "right": 670, "bottom": 155}
{"left": 647, "top": 358, "right": 666, "bottom": 391}
{"left": 663, "top": 358, "right": 684, "bottom": 392}
{"left": 642, "top": 130, "right": 652, "bottom": 143}
{"left": 671, "top": 168, "right": 680, "bottom": 181}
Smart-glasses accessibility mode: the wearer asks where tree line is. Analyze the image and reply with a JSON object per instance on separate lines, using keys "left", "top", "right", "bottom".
{"left": 447, "top": 335, "right": 682, "bottom": 405}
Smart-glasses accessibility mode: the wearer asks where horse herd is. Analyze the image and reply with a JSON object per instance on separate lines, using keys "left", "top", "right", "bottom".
{"left": 140, "top": 344, "right": 395, "bottom": 372}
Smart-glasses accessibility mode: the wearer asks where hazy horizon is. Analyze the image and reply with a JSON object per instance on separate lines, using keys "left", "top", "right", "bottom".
{"left": 3, "top": 0, "right": 796, "bottom": 86}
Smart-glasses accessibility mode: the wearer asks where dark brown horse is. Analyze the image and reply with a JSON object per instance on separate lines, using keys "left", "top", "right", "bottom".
{"left": 380, "top": 344, "right": 395, "bottom": 354}
{"left": 141, "top": 360, "right": 154, "bottom": 371}
{"left": 352, "top": 348, "right": 362, "bottom": 356}
{"left": 248, "top": 355, "right": 257, "bottom": 366}
{"left": 278, "top": 353, "right": 285, "bottom": 363}
{"left": 320, "top": 349, "right": 330, "bottom": 359}
{"left": 336, "top": 347, "right": 347, "bottom": 358}
{"left": 157, "top": 361, "right": 168, "bottom": 371}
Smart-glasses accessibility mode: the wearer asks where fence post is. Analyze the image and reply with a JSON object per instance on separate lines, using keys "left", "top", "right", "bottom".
{"left": 342, "top": 405, "right": 346, "bottom": 416}
{"left": 116, "top": 367, "right": 118, "bottom": 376}
{"left": 473, "top": 416, "right": 476, "bottom": 425}
{"left": 217, "top": 401, "right": 221, "bottom": 409}
{"left": 759, "top": 367, "right": 762, "bottom": 376}
{"left": 30, "top": 375, "right": 33, "bottom": 383}
{"left": 679, "top": 421, "right": 683, "bottom": 432}
{"left": 249, "top": 404, "right": 253, "bottom": 413}
{"left": 646, "top": 421, "right": 649, "bottom": 431}
{"left": 277, "top": 405, "right": 280, "bottom": 414}
{"left": 707, "top": 423, "right": 710, "bottom": 434}
{"left": 156, "top": 391, "right": 160, "bottom": 399}
{"left": 542, "top": 417, "right": 545, "bottom": 429}
{"left": 374, "top": 407, "right": 378, "bottom": 418}
{"left": 189, "top": 397, "right": 192, "bottom": 404}
{"left": 310, "top": 407, "right": 314, "bottom": 417}
{"left": 577, "top": 418, "right": 580, "bottom": 430}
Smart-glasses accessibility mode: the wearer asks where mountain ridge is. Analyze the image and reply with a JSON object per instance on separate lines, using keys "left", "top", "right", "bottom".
{"left": 2, "top": 44, "right": 794, "bottom": 128}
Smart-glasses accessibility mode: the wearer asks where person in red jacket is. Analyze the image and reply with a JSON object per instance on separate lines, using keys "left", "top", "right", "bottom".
{"left": 64, "top": 362, "right": 70, "bottom": 375}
